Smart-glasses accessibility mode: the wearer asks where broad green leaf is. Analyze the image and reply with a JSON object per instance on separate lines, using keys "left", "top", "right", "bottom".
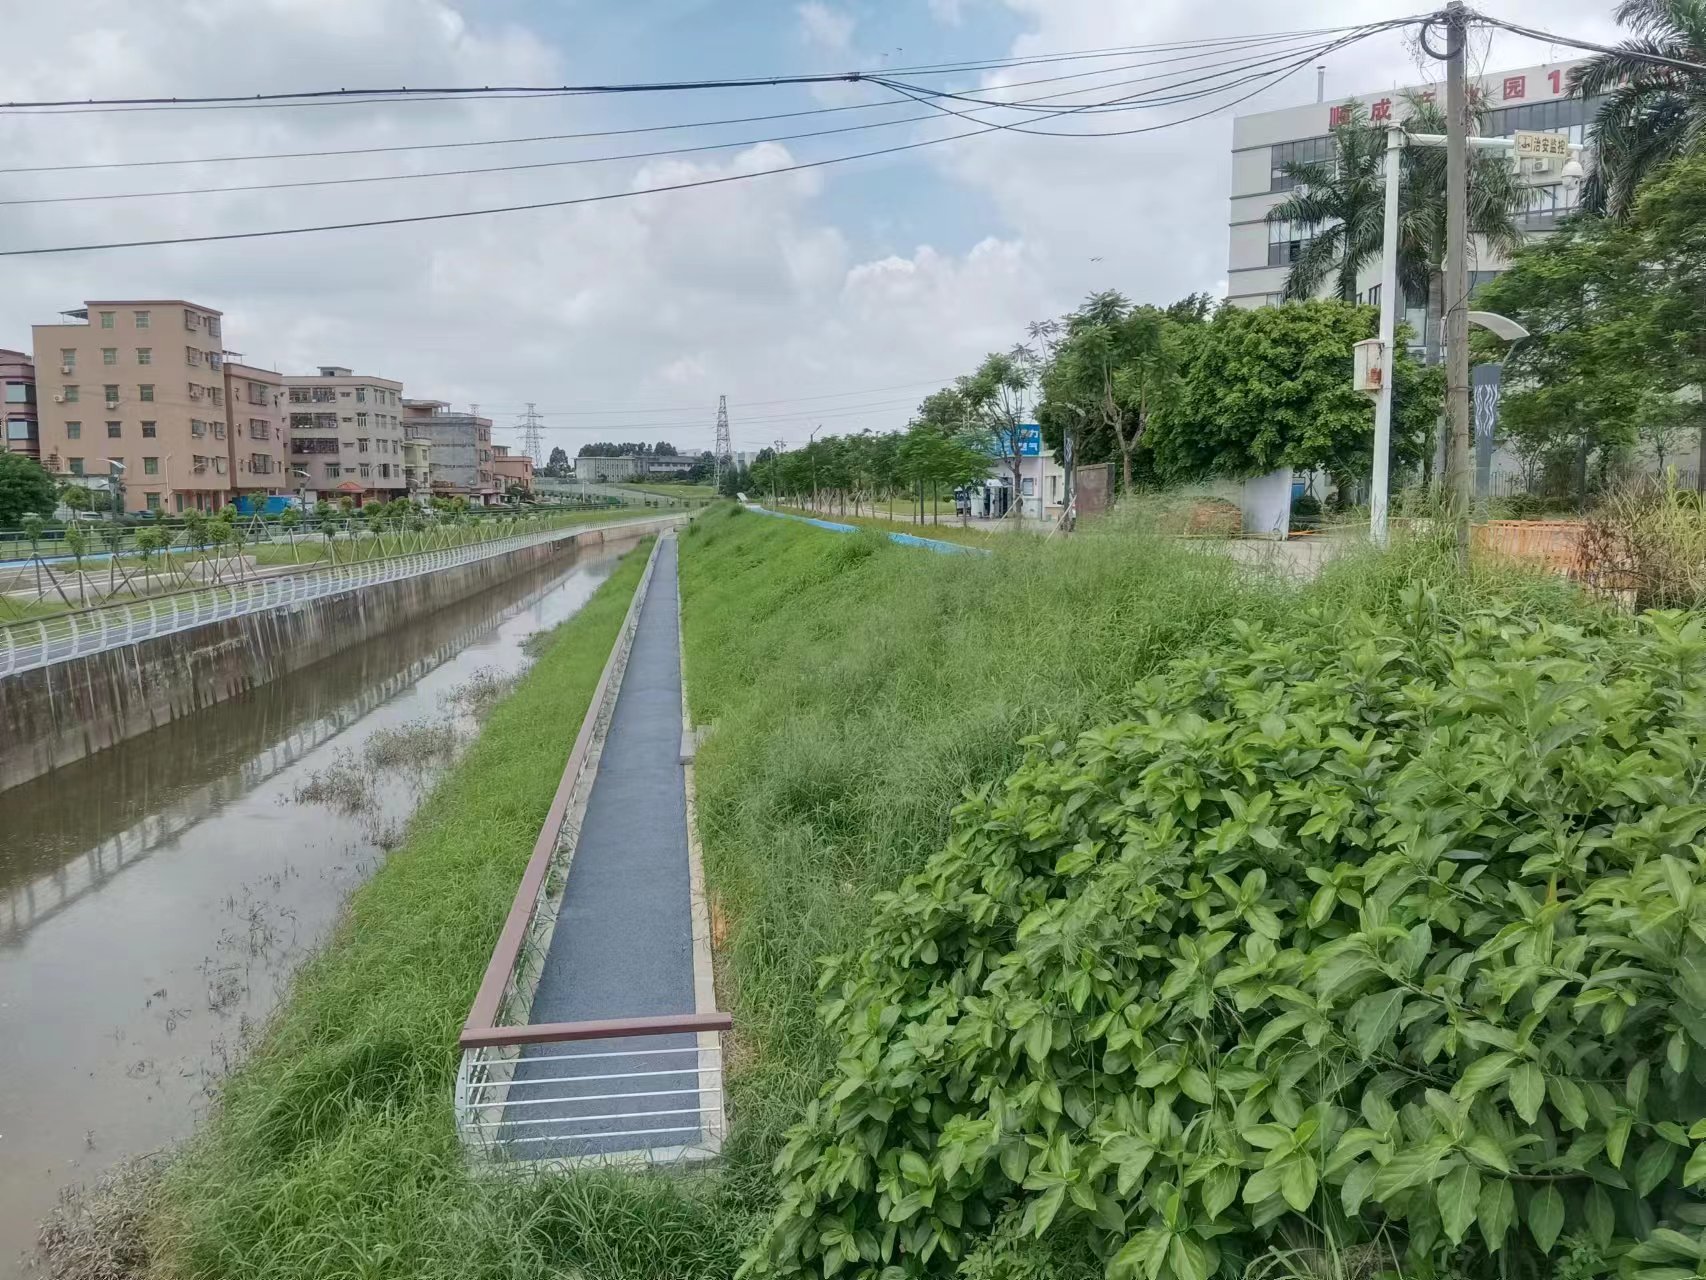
{"left": 1479, "top": 1176, "right": 1516, "bottom": 1252}
{"left": 1278, "top": 1155, "right": 1318, "bottom": 1212}
{"left": 1201, "top": 1165, "right": 1238, "bottom": 1221}
{"left": 1341, "top": 1160, "right": 1377, "bottom": 1215}
{"left": 1585, "top": 1184, "right": 1615, "bottom": 1249}
{"left": 1350, "top": 989, "right": 1405, "bottom": 1061}
{"left": 1455, "top": 1052, "right": 1515, "bottom": 1100}
{"left": 1527, "top": 1184, "right": 1565, "bottom": 1254}
{"left": 1636, "top": 1141, "right": 1680, "bottom": 1196}
{"left": 1549, "top": 1076, "right": 1589, "bottom": 1130}
{"left": 1463, "top": 1131, "right": 1513, "bottom": 1174}
{"left": 1685, "top": 1144, "right": 1706, "bottom": 1188}
{"left": 1169, "top": 1234, "right": 1210, "bottom": 1280}
{"left": 1109, "top": 1229, "right": 1169, "bottom": 1280}
{"left": 1437, "top": 1162, "right": 1481, "bottom": 1245}
{"left": 1508, "top": 1061, "right": 1544, "bottom": 1124}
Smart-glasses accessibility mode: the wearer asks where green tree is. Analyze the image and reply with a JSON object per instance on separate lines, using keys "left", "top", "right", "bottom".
{"left": 60, "top": 483, "right": 94, "bottom": 519}
{"left": 0, "top": 453, "right": 57, "bottom": 527}
{"left": 957, "top": 350, "right": 1033, "bottom": 510}
{"left": 1267, "top": 100, "right": 1388, "bottom": 302}
{"left": 546, "top": 445, "right": 569, "bottom": 476}
{"left": 1574, "top": 0, "right": 1706, "bottom": 218}
{"left": 1148, "top": 300, "right": 1435, "bottom": 491}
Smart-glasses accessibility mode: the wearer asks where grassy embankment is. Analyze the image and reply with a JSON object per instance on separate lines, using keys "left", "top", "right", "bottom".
{"left": 146, "top": 535, "right": 758, "bottom": 1280}
{"left": 142, "top": 505, "right": 1589, "bottom": 1280}
{"left": 619, "top": 482, "right": 718, "bottom": 499}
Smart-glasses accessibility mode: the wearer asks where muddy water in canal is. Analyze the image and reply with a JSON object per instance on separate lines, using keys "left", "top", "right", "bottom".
{"left": 0, "top": 539, "right": 634, "bottom": 1271}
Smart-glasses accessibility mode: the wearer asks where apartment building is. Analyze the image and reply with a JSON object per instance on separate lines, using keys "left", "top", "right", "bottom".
{"left": 34, "top": 300, "right": 233, "bottom": 513}
{"left": 285, "top": 366, "right": 406, "bottom": 504}
{"left": 491, "top": 444, "right": 534, "bottom": 497}
{"left": 1227, "top": 59, "right": 1589, "bottom": 312}
{"left": 223, "top": 362, "right": 289, "bottom": 503}
{"left": 401, "top": 429, "right": 432, "bottom": 498}
{"left": 1, "top": 350, "right": 37, "bottom": 460}
{"left": 400, "top": 400, "right": 496, "bottom": 501}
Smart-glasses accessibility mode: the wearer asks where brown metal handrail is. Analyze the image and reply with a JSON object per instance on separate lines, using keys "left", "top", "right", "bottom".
{"left": 463, "top": 1012, "right": 734, "bottom": 1050}
{"left": 459, "top": 533, "right": 729, "bottom": 1050}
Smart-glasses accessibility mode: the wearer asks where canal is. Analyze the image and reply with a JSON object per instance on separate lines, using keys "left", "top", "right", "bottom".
{"left": 0, "top": 536, "right": 638, "bottom": 1272}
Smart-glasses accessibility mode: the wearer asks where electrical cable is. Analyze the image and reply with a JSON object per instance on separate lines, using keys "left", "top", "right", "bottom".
{"left": 0, "top": 22, "right": 1415, "bottom": 113}
{"left": 479, "top": 377, "right": 966, "bottom": 413}
{"left": 0, "top": 23, "right": 1403, "bottom": 257}
{"left": 0, "top": 34, "right": 1349, "bottom": 206}
{"left": 1462, "top": 10, "right": 1706, "bottom": 75}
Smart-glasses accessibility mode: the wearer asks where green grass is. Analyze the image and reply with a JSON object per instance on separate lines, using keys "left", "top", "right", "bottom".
{"left": 150, "top": 536, "right": 758, "bottom": 1280}
{"left": 767, "top": 506, "right": 1002, "bottom": 547}
{"left": 145, "top": 505, "right": 1597, "bottom": 1280}
{"left": 620, "top": 482, "right": 717, "bottom": 499}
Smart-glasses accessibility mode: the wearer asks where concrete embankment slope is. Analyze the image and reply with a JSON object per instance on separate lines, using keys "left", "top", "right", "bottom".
{"left": 0, "top": 515, "right": 683, "bottom": 792}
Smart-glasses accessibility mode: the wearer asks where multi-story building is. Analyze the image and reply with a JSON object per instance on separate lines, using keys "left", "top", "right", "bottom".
{"left": 400, "top": 400, "right": 496, "bottom": 502}
{"left": 1227, "top": 59, "right": 1589, "bottom": 313}
{"left": 401, "top": 428, "right": 433, "bottom": 499}
{"left": 223, "top": 361, "right": 288, "bottom": 507}
{"left": 285, "top": 366, "right": 406, "bottom": 505}
{"left": 491, "top": 444, "right": 534, "bottom": 497}
{"left": 34, "top": 299, "right": 233, "bottom": 513}
{"left": 577, "top": 455, "right": 643, "bottom": 483}
{"left": 1, "top": 350, "right": 38, "bottom": 460}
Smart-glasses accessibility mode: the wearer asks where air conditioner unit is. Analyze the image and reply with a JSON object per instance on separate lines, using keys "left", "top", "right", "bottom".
{"left": 1527, "top": 157, "right": 1554, "bottom": 175}
{"left": 52, "top": 394, "right": 64, "bottom": 403}
{"left": 59, "top": 363, "right": 73, "bottom": 374}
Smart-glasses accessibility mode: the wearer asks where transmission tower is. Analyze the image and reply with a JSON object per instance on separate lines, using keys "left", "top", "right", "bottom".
{"left": 713, "top": 394, "right": 732, "bottom": 491}
{"left": 518, "top": 402, "right": 544, "bottom": 465}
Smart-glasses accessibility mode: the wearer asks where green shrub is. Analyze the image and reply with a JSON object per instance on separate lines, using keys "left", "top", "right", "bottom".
{"left": 746, "top": 593, "right": 1706, "bottom": 1280}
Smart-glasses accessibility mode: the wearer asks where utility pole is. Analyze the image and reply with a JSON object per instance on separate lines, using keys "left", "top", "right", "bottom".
{"left": 518, "top": 402, "right": 544, "bottom": 466}
{"left": 772, "top": 437, "right": 784, "bottom": 508}
{"left": 1443, "top": 0, "right": 1472, "bottom": 564}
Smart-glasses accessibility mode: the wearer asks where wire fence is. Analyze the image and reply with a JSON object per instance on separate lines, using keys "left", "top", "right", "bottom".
{"left": 0, "top": 513, "right": 674, "bottom": 677}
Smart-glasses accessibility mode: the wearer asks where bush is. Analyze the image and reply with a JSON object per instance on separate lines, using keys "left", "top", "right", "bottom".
{"left": 746, "top": 592, "right": 1706, "bottom": 1280}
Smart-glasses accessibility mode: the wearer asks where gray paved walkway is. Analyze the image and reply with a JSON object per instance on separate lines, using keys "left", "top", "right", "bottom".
{"left": 502, "top": 536, "right": 702, "bottom": 1159}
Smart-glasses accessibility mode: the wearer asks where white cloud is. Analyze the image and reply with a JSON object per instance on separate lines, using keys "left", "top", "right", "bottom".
{"left": 927, "top": 0, "right": 966, "bottom": 24}
{"left": 795, "top": 1, "right": 856, "bottom": 52}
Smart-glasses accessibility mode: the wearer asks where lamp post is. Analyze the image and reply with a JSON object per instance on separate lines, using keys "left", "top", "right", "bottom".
{"left": 103, "top": 458, "right": 126, "bottom": 520}
{"left": 1368, "top": 125, "right": 1584, "bottom": 545}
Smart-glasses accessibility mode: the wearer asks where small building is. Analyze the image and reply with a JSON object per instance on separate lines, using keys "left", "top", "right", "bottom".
{"left": 401, "top": 399, "right": 497, "bottom": 503}
{"left": 402, "top": 430, "right": 433, "bottom": 500}
{"left": 285, "top": 366, "right": 407, "bottom": 506}
{"left": 1, "top": 349, "right": 38, "bottom": 461}
{"left": 492, "top": 444, "right": 534, "bottom": 498}
{"left": 223, "top": 361, "right": 288, "bottom": 506}
{"left": 578, "top": 455, "right": 643, "bottom": 483}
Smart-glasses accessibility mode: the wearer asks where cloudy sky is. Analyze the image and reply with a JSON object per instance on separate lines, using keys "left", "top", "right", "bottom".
{"left": 0, "top": 0, "right": 1622, "bottom": 458}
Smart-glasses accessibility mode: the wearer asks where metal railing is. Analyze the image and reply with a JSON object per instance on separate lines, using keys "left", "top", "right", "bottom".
{"left": 0, "top": 514, "right": 677, "bottom": 677}
{"left": 455, "top": 535, "right": 731, "bottom": 1165}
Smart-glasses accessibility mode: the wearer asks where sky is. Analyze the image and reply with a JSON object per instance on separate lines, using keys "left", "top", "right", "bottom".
{"left": 0, "top": 0, "right": 1625, "bottom": 460}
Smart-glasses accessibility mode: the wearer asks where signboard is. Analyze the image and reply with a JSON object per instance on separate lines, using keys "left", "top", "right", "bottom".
{"left": 1473, "top": 363, "right": 1502, "bottom": 505}
{"left": 1514, "top": 129, "right": 1571, "bottom": 160}
{"left": 1017, "top": 424, "right": 1041, "bottom": 457}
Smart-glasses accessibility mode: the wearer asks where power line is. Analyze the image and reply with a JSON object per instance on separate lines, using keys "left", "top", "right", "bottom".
{"left": 0, "top": 36, "right": 1346, "bottom": 208}
{"left": 481, "top": 377, "right": 964, "bottom": 414}
{"left": 0, "top": 30, "right": 1349, "bottom": 176}
{"left": 0, "top": 25, "right": 1400, "bottom": 257}
{"left": 1463, "top": 10, "right": 1706, "bottom": 75}
{"left": 0, "top": 23, "right": 1403, "bottom": 114}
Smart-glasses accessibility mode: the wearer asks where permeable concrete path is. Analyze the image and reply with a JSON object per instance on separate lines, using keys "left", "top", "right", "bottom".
{"left": 507, "top": 535, "right": 702, "bottom": 1159}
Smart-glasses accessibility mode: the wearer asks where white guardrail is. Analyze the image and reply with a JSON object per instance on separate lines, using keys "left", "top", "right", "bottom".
{"left": 0, "top": 517, "right": 667, "bottom": 678}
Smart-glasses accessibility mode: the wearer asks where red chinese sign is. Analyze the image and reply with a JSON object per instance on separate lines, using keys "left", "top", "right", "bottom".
{"left": 1328, "top": 104, "right": 1352, "bottom": 127}
{"left": 1503, "top": 74, "right": 1527, "bottom": 100}
{"left": 1371, "top": 96, "right": 1393, "bottom": 121}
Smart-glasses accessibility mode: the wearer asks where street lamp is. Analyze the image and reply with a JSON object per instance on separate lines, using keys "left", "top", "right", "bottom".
{"left": 103, "top": 458, "right": 126, "bottom": 519}
{"left": 1369, "top": 125, "right": 1585, "bottom": 544}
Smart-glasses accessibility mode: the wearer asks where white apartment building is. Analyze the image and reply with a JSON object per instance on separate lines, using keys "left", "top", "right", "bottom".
{"left": 1227, "top": 59, "right": 1591, "bottom": 315}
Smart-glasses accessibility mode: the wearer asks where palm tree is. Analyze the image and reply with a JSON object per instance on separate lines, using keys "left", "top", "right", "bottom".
{"left": 1266, "top": 102, "right": 1387, "bottom": 302}
{"left": 1573, "top": 0, "right": 1706, "bottom": 218}
{"left": 1397, "top": 93, "right": 1525, "bottom": 369}
{"left": 1269, "top": 95, "right": 1522, "bottom": 370}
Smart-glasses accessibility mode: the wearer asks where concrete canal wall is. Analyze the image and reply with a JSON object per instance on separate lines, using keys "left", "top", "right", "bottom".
{"left": 0, "top": 517, "right": 682, "bottom": 793}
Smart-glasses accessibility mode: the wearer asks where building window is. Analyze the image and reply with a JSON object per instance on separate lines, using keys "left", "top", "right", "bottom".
{"left": 248, "top": 382, "right": 268, "bottom": 406}
{"left": 210, "top": 387, "right": 223, "bottom": 407}
{"left": 380, "top": 463, "right": 391, "bottom": 479}
{"left": 289, "top": 388, "right": 310, "bottom": 404}
{"left": 189, "top": 384, "right": 204, "bottom": 401}
{"left": 326, "top": 463, "right": 341, "bottom": 479}
{"left": 59, "top": 348, "right": 76, "bottom": 372}
{"left": 63, "top": 385, "right": 78, "bottom": 403}
{"left": 184, "top": 309, "right": 199, "bottom": 331}
{"left": 4, "top": 383, "right": 31, "bottom": 404}
{"left": 186, "top": 347, "right": 201, "bottom": 367}
{"left": 146, "top": 492, "right": 160, "bottom": 511}
{"left": 312, "top": 388, "right": 336, "bottom": 403}
{"left": 355, "top": 387, "right": 366, "bottom": 403}
{"left": 68, "top": 457, "right": 84, "bottom": 475}
{"left": 107, "top": 421, "right": 121, "bottom": 438}
{"left": 213, "top": 421, "right": 226, "bottom": 439}
{"left": 1269, "top": 136, "right": 1335, "bottom": 192}
{"left": 135, "top": 310, "right": 150, "bottom": 329}
{"left": 357, "top": 438, "right": 369, "bottom": 452}
{"left": 7, "top": 418, "right": 36, "bottom": 441}
{"left": 66, "top": 421, "right": 82, "bottom": 439}
{"left": 102, "top": 347, "right": 117, "bottom": 366}
{"left": 1267, "top": 217, "right": 1319, "bottom": 267}
{"left": 99, "top": 311, "right": 114, "bottom": 329}
{"left": 356, "top": 412, "right": 367, "bottom": 428}
{"left": 104, "top": 384, "right": 119, "bottom": 407}
{"left": 139, "top": 384, "right": 154, "bottom": 402}
{"left": 207, "top": 353, "right": 222, "bottom": 372}
{"left": 191, "top": 419, "right": 206, "bottom": 437}
{"left": 250, "top": 454, "right": 273, "bottom": 474}
{"left": 143, "top": 456, "right": 159, "bottom": 475}
{"left": 359, "top": 462, "right": 371, "bottom": 479}
{"left": 137, "top": 348, "right": 152, "bottom": 365}
{"left": 142, "top": 421, "right": 157, "bottom": 438}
